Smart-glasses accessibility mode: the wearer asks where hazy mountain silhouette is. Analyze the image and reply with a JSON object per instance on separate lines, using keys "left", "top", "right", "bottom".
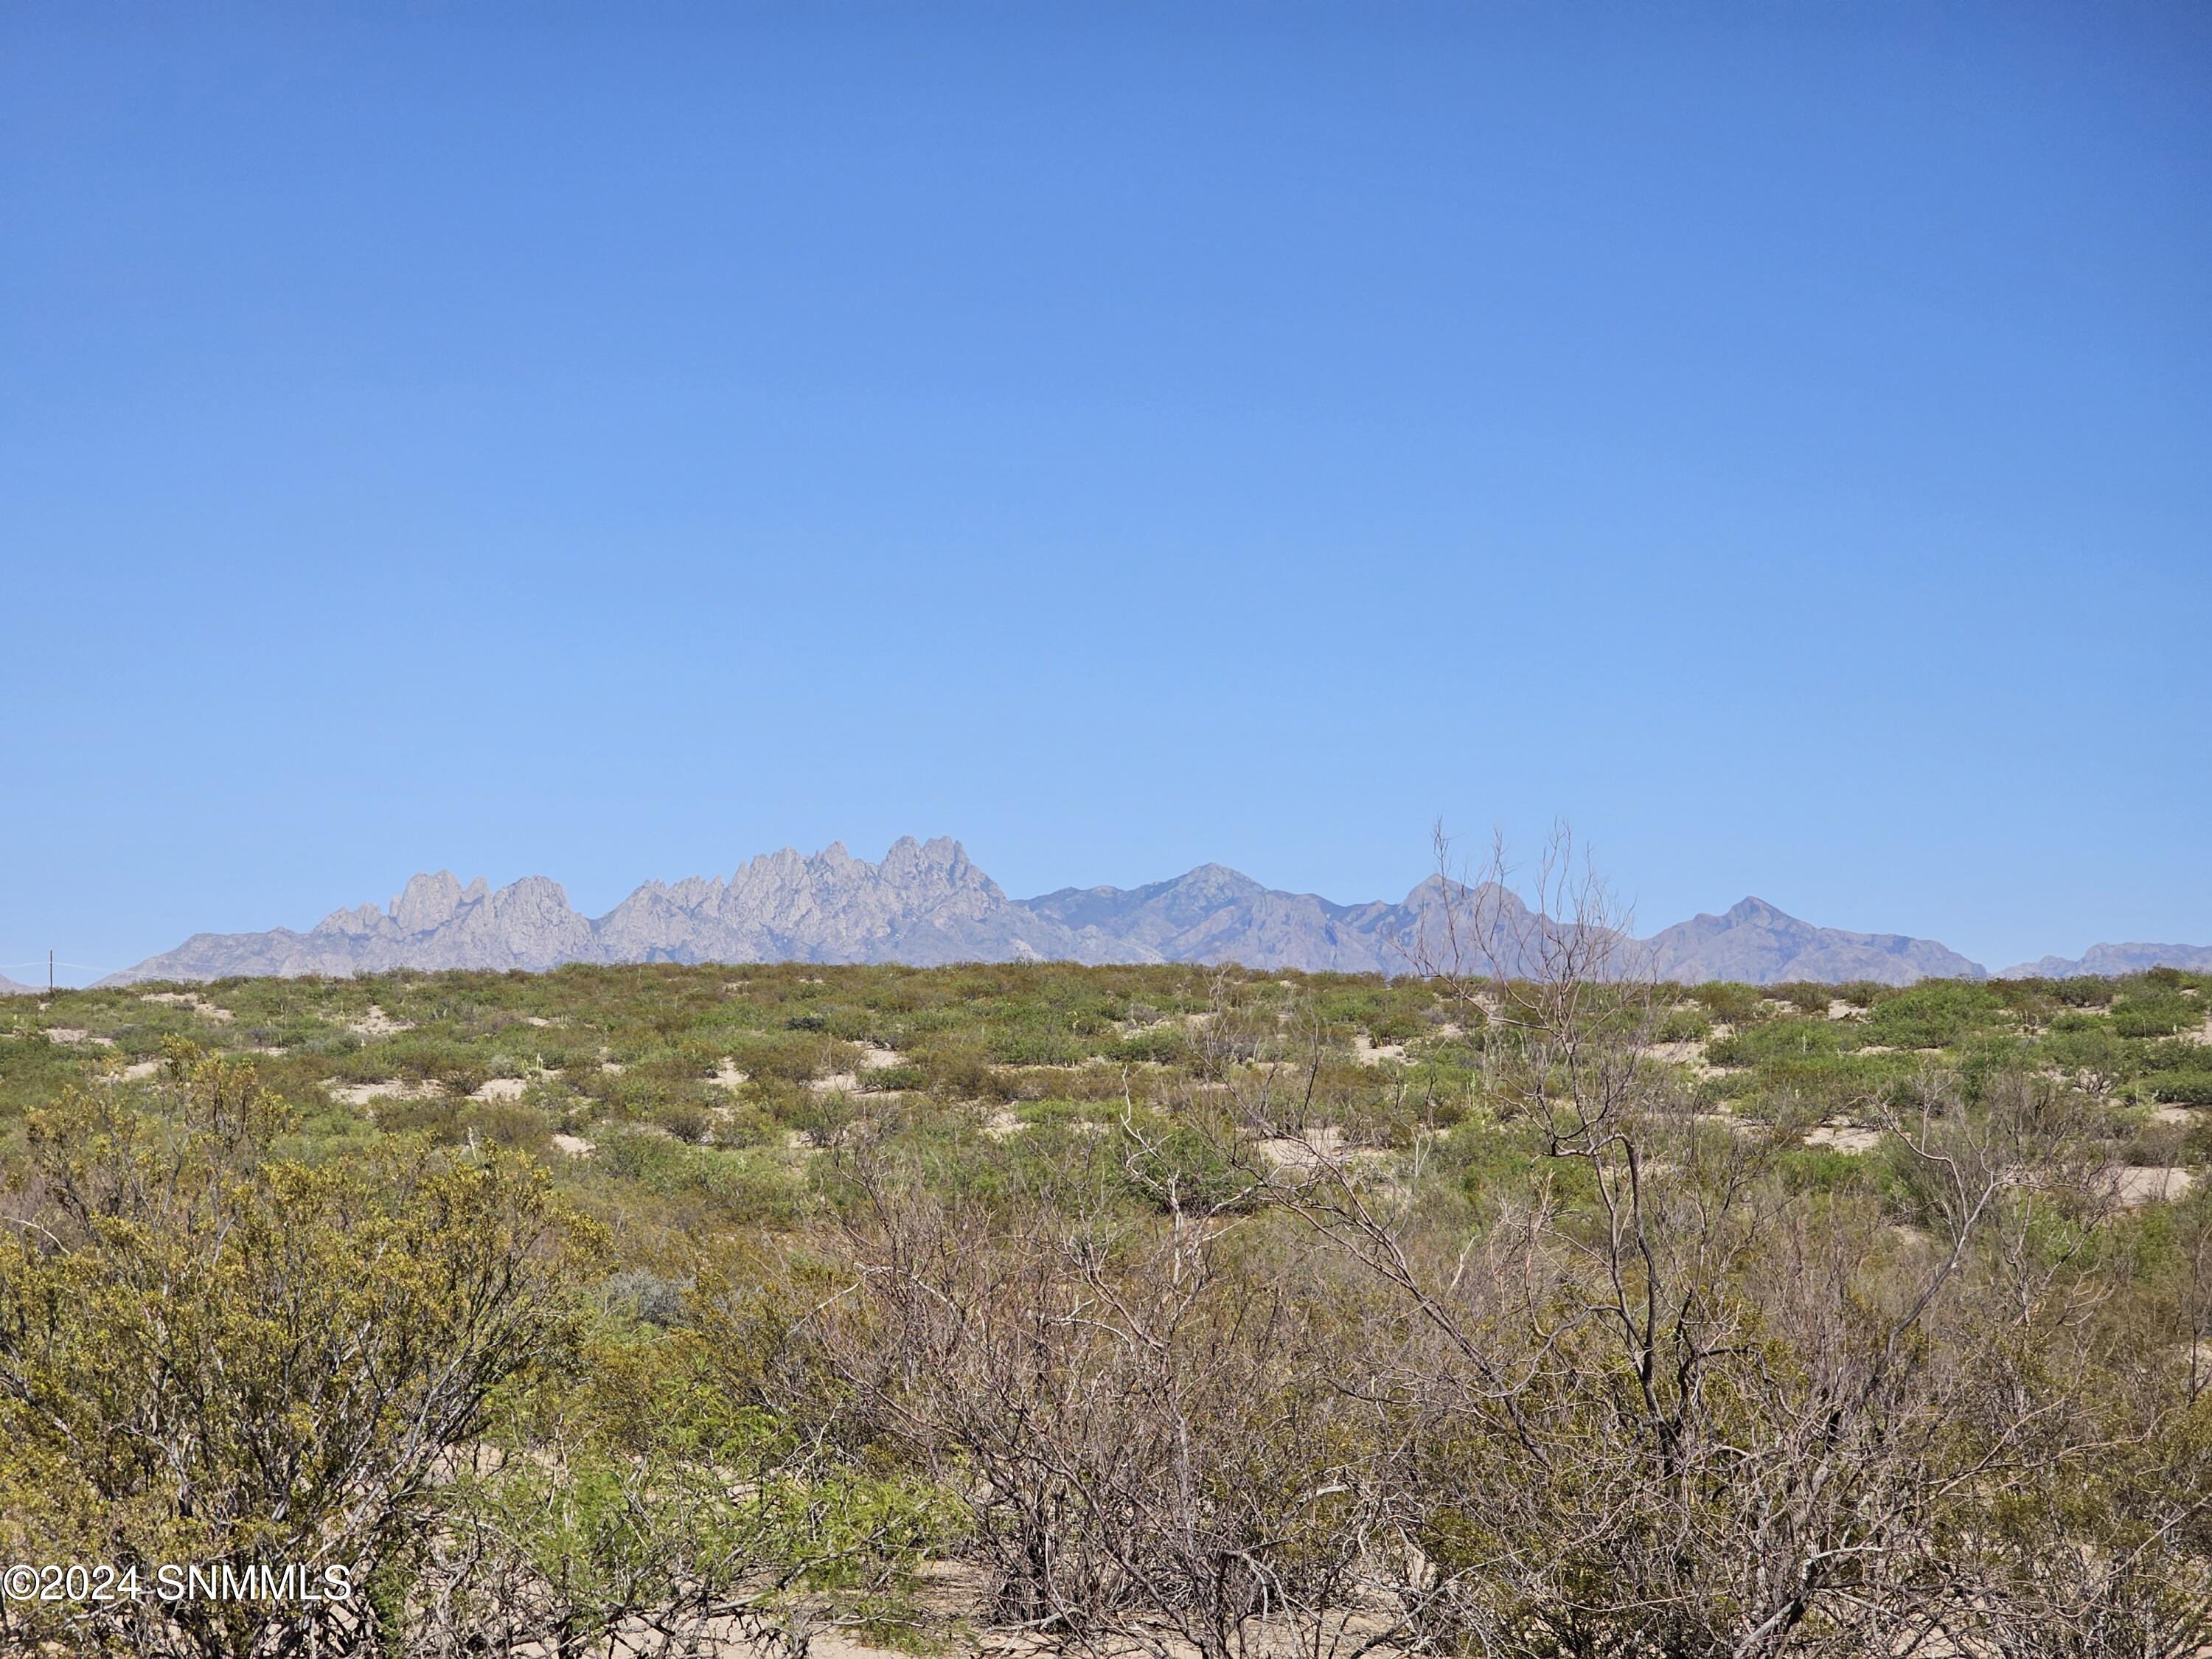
{"left": 92, "top": 837, "right": 2195, "bottom": 989}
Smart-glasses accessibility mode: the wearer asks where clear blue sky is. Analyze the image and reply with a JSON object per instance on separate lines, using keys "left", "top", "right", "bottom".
{"left": 4, "top": 2, "right": 2208, "bottom": 982}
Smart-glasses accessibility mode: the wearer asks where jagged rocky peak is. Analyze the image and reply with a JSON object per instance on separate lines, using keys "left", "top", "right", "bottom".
{"left": 489, "top": 875, "right": 576, "bottom": 921}
{"left": 880, "top": 835, "right": 997, "bottom": 896}
{"left": 1722, "top": 897, "right": 1789, "bottom": 926}
{"left": 313, "top": 901, "right": 389, "bottom": 938}
{"left": 391, "top": 871, "right": 482, "bottom": 934}
{"left": 99, "top": 833, "right": 2190, "bottom": 988}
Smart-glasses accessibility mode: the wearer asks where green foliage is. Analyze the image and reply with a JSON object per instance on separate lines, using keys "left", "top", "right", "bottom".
{"left": 2112, "top": 992, "right": 2202, "bottom": 1039}
{"left": 1773, "top": 981, "right": 1834, "bottom": 1015}
{"left": 8, "top": 960, "right": 2212, "bottom": 1653}
{"left": 1862, "top": 978, "right": 2010, "bottom": 1049}
{"left": 447, "top": 1332, "right": 964, "bottom": 1652}
{"left": 1688, "top": 982, "right": 1763, "bottom": 1023}
{"left": 0, "top": 1043, "right": 592, "bottom": 1656}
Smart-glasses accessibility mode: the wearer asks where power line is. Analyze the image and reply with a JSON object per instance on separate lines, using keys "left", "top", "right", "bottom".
{"left": 0, "top": 953, "right": 111, "bottom": 994}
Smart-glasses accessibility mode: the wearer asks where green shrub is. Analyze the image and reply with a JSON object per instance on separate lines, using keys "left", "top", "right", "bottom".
{"left": 1689, "top": 983, "right": 1762, "bottom": 1023}
{"left": 1774, "top": 983, "right": 1834, "bottom": 1016}
{"left": 655, "top": 1101, "right": 712, "bottom": 1144}
{"left": 1863, "top": 981, "right": 2008, "bottom": 1050}
{"left": 2112, "top": 994, "right": 2200, "bottom": 1040}
{"left": 2148, "top": 1072, "right": 2212, "bottom": 1106}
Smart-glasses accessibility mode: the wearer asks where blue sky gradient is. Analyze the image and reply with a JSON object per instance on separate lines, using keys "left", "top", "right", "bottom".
{"left": 4, "top": 2, "right": 2208, "bottom": 980}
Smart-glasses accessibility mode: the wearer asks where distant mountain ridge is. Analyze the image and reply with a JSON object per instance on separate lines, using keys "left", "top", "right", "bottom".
{"left": 2000, "top": 942, "right": 2212, "bottom": 979}
{"left": 1638, "top": 897, "right": 1988, "bottom": 986}
{"left": 0, "top": 972, "right": 41, "bottom": 998}
{"left": 87, "top": 836, "right": 2209, "bottom": 988}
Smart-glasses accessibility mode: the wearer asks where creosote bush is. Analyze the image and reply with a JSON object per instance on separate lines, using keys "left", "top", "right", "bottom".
{"left": 7, "top": 917, "right": 2212, "bottom": 1657}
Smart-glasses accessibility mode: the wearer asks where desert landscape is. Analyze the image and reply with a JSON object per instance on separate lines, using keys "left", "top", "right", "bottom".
{"left": 8, "top": 864, "right": 2212, "bottom": 1655}
{"left": 8, "top": 1, "right": 2206, "bottom": 1653}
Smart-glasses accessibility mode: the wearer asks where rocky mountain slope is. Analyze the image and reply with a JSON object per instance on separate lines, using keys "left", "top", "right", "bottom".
{"left": 91, "top": 841, "right": 1607, "bottom": 987}
{"left": 89, "top": 835, "right": 2198, "bottom": 988}
{"left": 100, "top": 839, "right": 1082, "bottom": 984}
{"left": 1023, "top": 864, "right": 1413, "bottom": 973}
{"left": 0, "top": 972, "right": 41, "bottom": 998}
{"left": 2000, "top": 942, "right": 2212, "bottom": 978}
{"left": 1638, "top": 898, "right": 1989, "bottom": 986}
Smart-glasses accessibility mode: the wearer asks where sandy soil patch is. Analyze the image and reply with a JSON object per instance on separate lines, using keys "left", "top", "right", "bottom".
{"left": 1256, "top": 1127, "right": 1395, "bottom": 1177}
{"left": 1827, "top": 999, "right": 1860, "bottom": 1021}
{"left": 329, "top": 1079, "right": 440, "bottom": 1107}
{"left": 1258, "top": 1125, "right": 1346, "bottom": 1172}
{"left": 349, "top": 1005, "right": 411, "bottom": 1037}
{"left": 2108, "top": 1166, "right": 2198, "bottom": 1207}
{"left": 141, "top": 991, "right": 235, "bottom": 1023}
{"left": 982, "top": 1109, "right": 1023, "bottom": 1140}
{"left": 2153, "top": 1104, "right": 2198, "bottom": 1126}
{"left": 1694, "top": 1110, "right": 1761, "bottom": 1138}
{"left": 1649, "top": 1038, "right": 1724, "bottom": 1079}
{"left": 714, "top": 1058, "right": 751, "bottom": 1090}
{"left": 45, "top": 1027, "right": 114, "bottom": 1048}
{"left": 807, "top": 1046, "right": 901, "bottom": 1094}
{"left": 549, "top": 1133, "right": 594, "bottom": 1158}
{"left": 1352, "top": 1034, "right": 1408, "bottom": 1065}
{"left": 1805, "top": 1119, "right": 1882, "bottom": 1154}
{"left": 521, "top": 1015, "right": 554, "bottom": 1028}
{"left": 470, "top": 1077, "right": 528, "bottom": 1103}
{"left": 2180, "top": 1016, "right": 2212, "bottom": 1048}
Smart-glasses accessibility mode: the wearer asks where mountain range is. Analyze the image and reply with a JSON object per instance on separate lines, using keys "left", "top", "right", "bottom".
{"left": 1998, "top": 942, "right": 2212, "bottom": 979}
{"left": 72, "top": 837, "right": 2209, "bottom": 989}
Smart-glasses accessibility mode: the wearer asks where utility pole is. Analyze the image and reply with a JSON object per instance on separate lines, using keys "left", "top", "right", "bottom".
{"left": 49, "top": 950, "right": 54, "bottom": 995}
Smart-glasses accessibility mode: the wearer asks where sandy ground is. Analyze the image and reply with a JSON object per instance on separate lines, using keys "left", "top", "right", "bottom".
{"left": 550, "top": 1133, "right": 594, "bottom": 1158}
{"left": 348, "top": 1005, "right": 411, "bottom": 1037}
{"left": 1257, "top": 1125, "right": 1348, "bottom": 1173}
{"left": 328, "top": 1079, "right": 440, "bottom": 1107}
{"left": 2108, "top": 1166, "right": 2199, "bottom": 1207}
{"left": 44, "top": 1027, "right": 114, "bottom": 1048}
{"left": 141, "top": 990, "right": 235, "bottom": 1023}
{"left": 807, "top": 1044, "right": 903, "bottom": 1094}
{"left": 470, "top": 1077, "right": 529, "bottom": 1103}
{"left": 1805, "top": 1119, "right": 1883, "bottom": 1154}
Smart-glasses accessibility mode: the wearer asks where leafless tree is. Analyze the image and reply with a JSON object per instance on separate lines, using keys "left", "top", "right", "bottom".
{"left": 1221, "top": 827, "right": 2212, "bottom": 1657}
